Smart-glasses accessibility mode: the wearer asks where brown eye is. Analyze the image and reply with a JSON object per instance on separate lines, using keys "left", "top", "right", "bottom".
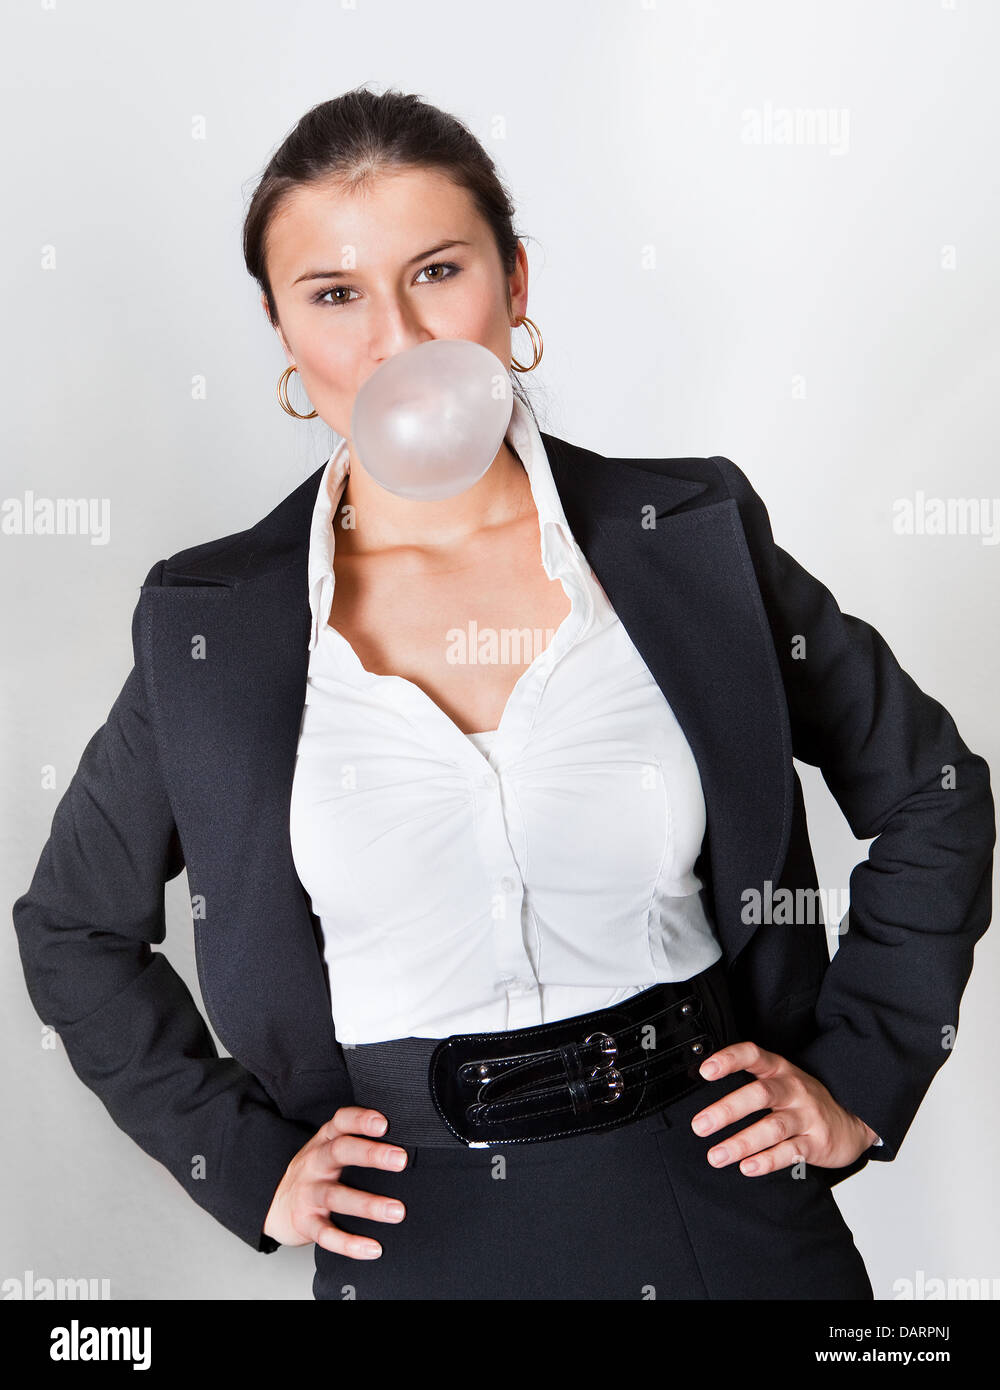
{"left": 311, "top": 285, "right": 358, "bottom": 307}
{"left": 311, "top": 263, "right": 460, "bottom": 307}
{"left": 416, "top": 262, "right": 461, "bottom": 284}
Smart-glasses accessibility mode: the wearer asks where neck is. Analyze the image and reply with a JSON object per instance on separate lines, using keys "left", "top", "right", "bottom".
{"left": 334, "top": 439, "right": 531, "bottom": 556}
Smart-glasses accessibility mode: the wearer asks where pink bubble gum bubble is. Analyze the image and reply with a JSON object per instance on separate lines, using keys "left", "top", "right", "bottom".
{"left": 350, "top": 339, "right": 514, "bottom": 500}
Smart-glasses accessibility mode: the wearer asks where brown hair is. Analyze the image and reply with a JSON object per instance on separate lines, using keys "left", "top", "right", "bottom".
{"left": 242, "top": 83, "right": 540, "bottom": 423}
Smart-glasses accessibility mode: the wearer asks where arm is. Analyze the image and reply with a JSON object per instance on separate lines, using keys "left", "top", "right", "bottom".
{"left": 712, "top": 455, "right": 995, "bottom": 1164}
{"left": 11, "top": 561, "right": 316, "bottom": 1252}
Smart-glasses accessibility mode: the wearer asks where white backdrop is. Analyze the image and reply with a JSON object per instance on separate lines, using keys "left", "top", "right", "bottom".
{"left": 3, "top": 0, "right": 997, "bottom": 1301}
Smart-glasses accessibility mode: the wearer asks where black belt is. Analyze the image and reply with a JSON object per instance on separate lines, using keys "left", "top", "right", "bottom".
{"left": 428, "top": 958, "right": 739, "bottom": 1146}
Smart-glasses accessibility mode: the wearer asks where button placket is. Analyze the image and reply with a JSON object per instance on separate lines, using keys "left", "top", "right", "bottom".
{"left": 470, "top": 759, "right": 535, "bottom": 1016}
{"left": 456, "top": 520, "right": 590, "bottom": 1032}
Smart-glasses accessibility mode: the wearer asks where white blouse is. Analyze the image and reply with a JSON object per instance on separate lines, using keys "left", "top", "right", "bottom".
{"left": 288, "top": 396, "right": 723, "bottom": 1045}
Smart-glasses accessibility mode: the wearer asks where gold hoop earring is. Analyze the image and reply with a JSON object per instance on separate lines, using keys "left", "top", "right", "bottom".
{"left": 510, "top": 315, "right": 543, "bottom": 373}
{"left": 277, "top": 364, "right": 318, "bottom": 420}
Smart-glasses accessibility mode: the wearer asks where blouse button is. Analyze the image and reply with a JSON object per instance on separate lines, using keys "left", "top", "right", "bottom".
{"left": 500, "top": 875, "right": 516, "bottom": 892}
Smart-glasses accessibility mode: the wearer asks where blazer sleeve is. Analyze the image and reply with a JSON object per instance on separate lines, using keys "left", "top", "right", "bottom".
{"left": 711, "top": 455, "right": 996, "bottom": 1166}
{"left": 11, "top": 560, "right": 318, "bottom": 1253}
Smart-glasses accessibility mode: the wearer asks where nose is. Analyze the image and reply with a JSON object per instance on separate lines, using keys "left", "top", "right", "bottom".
{"left": 366, "top": 299, "right": 434, "bottom": 368}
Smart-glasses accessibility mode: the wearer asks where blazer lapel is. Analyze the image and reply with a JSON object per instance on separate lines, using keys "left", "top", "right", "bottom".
{"left": 142, "top": 435, "right": 793, "bottom": 1081}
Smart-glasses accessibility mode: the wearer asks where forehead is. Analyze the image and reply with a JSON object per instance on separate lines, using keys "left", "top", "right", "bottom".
{"left": 265, "top": 167, "right": 482, "bottom": 278}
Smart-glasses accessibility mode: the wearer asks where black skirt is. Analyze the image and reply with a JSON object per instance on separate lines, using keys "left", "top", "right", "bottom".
{"left": 314, "top": 981, "right": 875, "bottom": 1301}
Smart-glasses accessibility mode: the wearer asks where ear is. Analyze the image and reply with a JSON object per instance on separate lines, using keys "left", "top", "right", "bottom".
{"left": 508, "top": 241, "right": 530, "bottom": 323}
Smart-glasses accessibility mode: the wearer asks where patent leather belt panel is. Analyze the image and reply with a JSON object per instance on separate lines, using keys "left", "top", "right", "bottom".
{"left": 429, "top": 965, "right": 737, "bottom": 1146}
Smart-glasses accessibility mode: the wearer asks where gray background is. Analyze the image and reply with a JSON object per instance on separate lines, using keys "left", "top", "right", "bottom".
{"left": 3, "top": 0, "right": 997, "bottom": 1299}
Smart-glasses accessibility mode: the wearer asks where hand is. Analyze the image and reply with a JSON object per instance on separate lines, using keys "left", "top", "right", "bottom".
{"left": 262, "top": 1107, "right": 408, "bottom": 1257}
{"left": 689, "top": 1040, "right": 879, "bottom": 1176}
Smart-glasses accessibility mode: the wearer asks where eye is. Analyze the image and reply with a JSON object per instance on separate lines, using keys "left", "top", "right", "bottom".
{"left": 310, "top": 261, "right": 461, "bottom": 307}
{"left": 414, "top": 260, "right": 461, "bottom": 284}
{"left": 310, "top": 284, "right": 359, "bottom": 307}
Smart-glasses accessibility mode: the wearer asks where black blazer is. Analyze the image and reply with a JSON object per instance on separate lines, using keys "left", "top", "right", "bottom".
{"left": 13, "top": 434, "right": 996, "bottom": 1254}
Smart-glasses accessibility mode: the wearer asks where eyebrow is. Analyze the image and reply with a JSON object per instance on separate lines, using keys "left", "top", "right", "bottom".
{"left": 292, "top": 239, "right": 472, "bottom": 286}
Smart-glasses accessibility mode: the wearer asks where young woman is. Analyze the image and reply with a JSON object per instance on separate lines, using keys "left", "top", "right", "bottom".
{"left": 14, "top": 86, "right": 994, "bottom": 1301}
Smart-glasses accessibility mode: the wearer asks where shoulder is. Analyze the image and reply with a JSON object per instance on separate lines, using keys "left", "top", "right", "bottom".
{"left": 542, "top": 428, "right": 766, "bottom": 509}
{"left": 705, "top": 453, "right": 779, "bottom": 548}
{"left": 706, "top": 453, "right": 764, "bottom": 500}
{"left": 138, "top": 531, "right": 248, "bottom": 591}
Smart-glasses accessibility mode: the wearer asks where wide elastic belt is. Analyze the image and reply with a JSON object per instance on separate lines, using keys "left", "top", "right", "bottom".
{"left": 339, "top": 959, "right": 740, "bottom": 1148}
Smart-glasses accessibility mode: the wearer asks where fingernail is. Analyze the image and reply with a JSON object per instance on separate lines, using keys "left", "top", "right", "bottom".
{"left": 700, "top": 1061, "right": 719, "bottom": 1078}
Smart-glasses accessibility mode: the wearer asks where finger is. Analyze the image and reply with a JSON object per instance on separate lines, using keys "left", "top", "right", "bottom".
{"left": 731, "top": 1138, "right": 811, "bottom": 1177}
{"left": 697, "top": 1040, "right": 777, "bottom": 1081}
{"left": 321, "top": 1180, "right": 407, "bottom": 1224}
{"left": 318, "top": 1107, "right": 391, "bottom": 1143}
{"left": 299, "top": 1209, "right": 385, "bottom": 1260}
{"left": 702, "top": 1110, "right": 804, "bottom": 1168}
{"left": 324, "top": 1133, "right": 410, "bottom": 1174}
{"left": 690, "top": 1074, "right": 793, "bottom": 1139}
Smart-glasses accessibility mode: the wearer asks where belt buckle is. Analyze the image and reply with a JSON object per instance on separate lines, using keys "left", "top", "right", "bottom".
{"left": 430, "top": 1009, "right": 641, "bottom": 1146}
{"left": 429, "top": 983, "right": 723, "bottom": 1147}
{"left": 583, "top": 1031, "right": 625, "bottom": 1103}
{"left": 469, "top": 1030, "right": 625, "bottom": 1109}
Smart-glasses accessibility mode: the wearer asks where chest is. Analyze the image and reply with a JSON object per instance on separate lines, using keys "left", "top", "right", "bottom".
{"left": 326, "top": 519, "right": 573, "bottom": 734}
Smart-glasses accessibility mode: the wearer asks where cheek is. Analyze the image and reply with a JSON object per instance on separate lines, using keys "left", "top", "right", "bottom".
{"left": 294, "top": 326, "right": 354, "bottom": 377}
{"left": 439, "top": 273, "right": 510, "bottom": 341}
{"left": 295, "top": 336, "right": 357, "bottom": 400}
{"left": 303, "top": 337, "right": 354, "bottom": 380}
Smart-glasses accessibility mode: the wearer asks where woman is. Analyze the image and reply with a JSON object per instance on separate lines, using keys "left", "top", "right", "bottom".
{"left": 13, "top": 86, "right": 995, "bottom": 1301}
